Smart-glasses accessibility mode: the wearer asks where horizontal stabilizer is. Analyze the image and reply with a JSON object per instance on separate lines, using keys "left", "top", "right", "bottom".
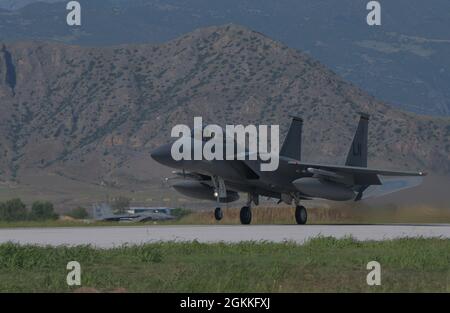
{"left": 358, "top": 176, "right": 425, "bottom": 200}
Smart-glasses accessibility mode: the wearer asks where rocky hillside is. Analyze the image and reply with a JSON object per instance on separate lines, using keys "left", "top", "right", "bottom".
{"left": 2, "top": 0, "right": 450, "bottom": 116}
{"left": 0, "top": 25, "right": 449, "bottom": 192}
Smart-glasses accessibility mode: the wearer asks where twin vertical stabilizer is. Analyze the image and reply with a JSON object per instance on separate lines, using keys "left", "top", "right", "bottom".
{"left": 281, "top": 112, "right": 369, "bottom": 167}
{"left": 345, "top": 113, "right": 369, "bottom": 168}
{"left": 280, "top": 116, "right": 303, "bottom": 161}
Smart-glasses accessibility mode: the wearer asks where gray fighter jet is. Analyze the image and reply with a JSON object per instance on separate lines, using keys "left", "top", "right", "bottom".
{"left": 151, "top": 114, "right": 426, "bottom": 225}
{"left": 93, "top": 203, "right": 175, "bottom": 222}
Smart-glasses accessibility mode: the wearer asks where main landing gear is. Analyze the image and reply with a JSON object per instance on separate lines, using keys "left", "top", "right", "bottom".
{"left": 213, "top": 186, "right": 308, "bottom": 225}
{"left": 291, "top": 193, "right": 308, "bottom": 225}
{"left": 295, "top": 205, "right": 307, "bottom": 225}
{"left": 239, "top": 193, "right": 258, "bottom": 225}
{"left": 240, "top": 206, "right": 252, "bottom": 225}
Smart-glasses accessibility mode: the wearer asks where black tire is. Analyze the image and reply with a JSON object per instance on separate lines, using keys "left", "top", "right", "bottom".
{"left": 295, "top": 205, "right": 307, "bottom": 225}
{"left": 240, "top": 206, "right": 252, "bottom": 225}
{"left": 214, "top": 207, "right": 223, "bottom": 221}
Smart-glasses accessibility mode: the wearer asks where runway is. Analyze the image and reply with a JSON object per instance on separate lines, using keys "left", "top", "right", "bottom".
{"left": 1, "top": 224, "right": 450, "bottom": 248}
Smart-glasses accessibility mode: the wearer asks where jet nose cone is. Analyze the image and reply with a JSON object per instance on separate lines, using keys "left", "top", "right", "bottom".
{"left": 151, "top": 144, "right": 172, "bottom": 165}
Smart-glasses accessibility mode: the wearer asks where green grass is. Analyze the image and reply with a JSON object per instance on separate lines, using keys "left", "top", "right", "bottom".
{"left": 0, "top": 238, "right": 449, "bottom": 292}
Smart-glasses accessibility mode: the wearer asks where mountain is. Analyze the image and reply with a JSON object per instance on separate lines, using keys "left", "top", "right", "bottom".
{"left": 0, "top": 0, "right": 450, "bottom": 116}
{"left": 0, "top": 25, "right": 449, "bottom": 207}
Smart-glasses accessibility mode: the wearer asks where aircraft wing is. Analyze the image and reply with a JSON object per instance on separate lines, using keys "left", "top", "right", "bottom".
{"left": 287, "top": 160, "right": 426, "bottom": 178}
{"left": 287, "top": 160, "right": 426, "bottom": 200}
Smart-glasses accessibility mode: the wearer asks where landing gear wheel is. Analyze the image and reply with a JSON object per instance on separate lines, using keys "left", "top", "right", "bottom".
{"left": 295, "top": 205, "right": 307, "bottom": 225}
{"left": 214, "top": 207, "right": 223, "bottom": 221}
{"left": 240, "top": 206, "right": 252, "bottom": 225}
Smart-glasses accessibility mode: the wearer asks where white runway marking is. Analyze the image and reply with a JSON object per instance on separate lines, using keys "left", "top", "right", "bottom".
{"left": 0, "top": 225, "right": 449, "bottom": 248}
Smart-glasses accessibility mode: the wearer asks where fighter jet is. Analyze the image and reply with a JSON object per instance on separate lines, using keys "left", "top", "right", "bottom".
{"left": 93, "top": 203, "right": 175, "bottom": 222}
{"left": 151, "top": 113, "right": 426, "bottom": 225}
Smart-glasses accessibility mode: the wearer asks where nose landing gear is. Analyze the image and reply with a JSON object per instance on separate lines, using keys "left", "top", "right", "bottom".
{"left": 212, "top": 176, "right": 227, "bottom": 222}
{"left": 214, "top": 207, "right": 223, "bottom": 221}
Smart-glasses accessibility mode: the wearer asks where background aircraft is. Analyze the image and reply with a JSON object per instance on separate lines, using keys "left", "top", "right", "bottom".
{"left": 152, "top": 113, "right": 426, "bottom": 225}
{"left": 93, "top": 204, "right": 175, "bottom": 222}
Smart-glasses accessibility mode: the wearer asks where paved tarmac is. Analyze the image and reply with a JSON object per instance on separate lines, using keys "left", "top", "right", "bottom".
{"left": 1, "top": 224, "right": 449, "bottom": 248}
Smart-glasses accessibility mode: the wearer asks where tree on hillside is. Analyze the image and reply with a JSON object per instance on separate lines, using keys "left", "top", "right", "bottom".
{"left": 0, "top": 198, "right": 28, "bottom": 222}
{"left": 30, "top": 201, "right": 59, "bottom": 221}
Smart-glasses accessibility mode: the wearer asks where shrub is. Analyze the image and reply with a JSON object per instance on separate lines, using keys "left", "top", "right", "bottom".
{"left": 67, "top": 207, "right": 89, "bottom": 220}
{"left": 30, "top": 201, "right": 58, "bottom": 221}
{"left": 0, "top": 199, "right": 28, "bottom": 222}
